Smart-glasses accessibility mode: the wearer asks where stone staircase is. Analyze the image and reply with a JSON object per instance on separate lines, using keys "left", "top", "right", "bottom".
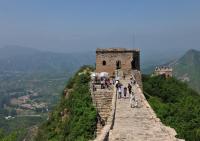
{"left": 92, "top": 88, "right": 113, "bottom": 135}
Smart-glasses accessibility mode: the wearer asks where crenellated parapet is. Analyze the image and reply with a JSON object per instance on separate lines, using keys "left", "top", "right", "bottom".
{"left": 153, "top": 66, "right": 173, "bottom": 78}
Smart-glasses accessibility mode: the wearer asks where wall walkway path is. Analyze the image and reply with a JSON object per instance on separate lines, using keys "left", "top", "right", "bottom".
{"left": 108, "top": 78, "right": 183, "bottom": 141}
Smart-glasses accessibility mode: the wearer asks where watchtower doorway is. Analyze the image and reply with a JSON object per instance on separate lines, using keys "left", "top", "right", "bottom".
{"left": 131, "top": 59, "right": 136, "bottom": 69}
{"left": 116, "top": 60, "right": 121, "bottom": 69}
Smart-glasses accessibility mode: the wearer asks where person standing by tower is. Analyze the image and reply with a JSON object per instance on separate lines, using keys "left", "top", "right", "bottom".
{"left": 124, "top": 87, "right": 127, "bottom": 98}
{"left": 118, "top": 85, "right": 122, "bottom": 99}
{"left": 128, "top": 83, "right": 132, "bottom": 97}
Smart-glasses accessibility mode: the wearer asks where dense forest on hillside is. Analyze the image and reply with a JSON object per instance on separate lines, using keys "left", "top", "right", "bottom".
{"left": 143, "top": 75, "right": 200, "bottom": 141}
{"left": 35, "top": 66, "right": 97, "bottom": 141}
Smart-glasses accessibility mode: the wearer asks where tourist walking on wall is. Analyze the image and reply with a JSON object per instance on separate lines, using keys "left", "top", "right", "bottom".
{"left": 128, "top": 83, "right": 132, "bottom": 97}
{"left": 130, "top": 92, "right": 135, "bottom": 108}
{"left": 115, "top": 80, "right": 119, "bottom": 91}
{"left": 124, "top": 87, "right": 127, "bottom": 98}
{"left": 115, "top": 81, "right": 120, "bottom": 96}
{"left": 112, "top": 78, "right": 115, "bottom": 85}
{"left": 100, "top": 78, "right": 104, "bottom": 89}
{"left": 121, "top": 84, "right": 124, "bottom": 98}
{"left": 92, "top": 84, "right": 96, "bottom": 91}
{"left": 118, "top": 86, "right": 122, "bottom": 99}
{"left": 105, "top": 78, "right": 109, "bottom": 88}
{"left": 130, "top": 77, "right": 133, "bottom": 85}
{"left": 133, "top": 86, "right": 140, "bottom": 108}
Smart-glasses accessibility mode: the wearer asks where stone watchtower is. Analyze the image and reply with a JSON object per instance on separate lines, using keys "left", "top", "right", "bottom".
{"left": 95, "top": 48, "right": 140, "bottom": 77}
{"left": 154, "top": 66, "right": 173, "bottom": 78}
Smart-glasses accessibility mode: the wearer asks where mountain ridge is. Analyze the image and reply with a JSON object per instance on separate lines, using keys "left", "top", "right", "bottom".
{"left": 141, "top": 49, "right": 200, "bottom": 93}
{"left": 171, "top": 49, "right": 200, "bottom": 93}
{"left": 0, "top": 46, "right": 95, "bottom": 73}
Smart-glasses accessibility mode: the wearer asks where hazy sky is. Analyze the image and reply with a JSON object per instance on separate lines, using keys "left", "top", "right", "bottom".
{"left": 0, "top": 0, "right": 200, "bottom": 56}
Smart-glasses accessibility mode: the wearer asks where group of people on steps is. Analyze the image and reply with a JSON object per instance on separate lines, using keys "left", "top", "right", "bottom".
{"left": 115, "top": 76, "right": 138, "bottom": 108}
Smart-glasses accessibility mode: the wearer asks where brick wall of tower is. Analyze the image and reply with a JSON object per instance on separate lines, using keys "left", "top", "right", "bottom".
{"left": 95, "top": 48, "right": 140, "bottom": 76}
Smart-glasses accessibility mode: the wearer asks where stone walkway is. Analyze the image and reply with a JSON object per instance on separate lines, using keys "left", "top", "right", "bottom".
{"left": 109, "top": 79, "right": 182, "bottom": 141}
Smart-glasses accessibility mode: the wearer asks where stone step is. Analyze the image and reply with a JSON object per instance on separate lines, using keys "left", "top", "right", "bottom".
{"left": 99, "top": 114, "right": 110, "bottom": 117}
{"left": 93, "top": 96, "right": 112, "bottom": 98}
{"left": 99, "top": 108, "right": 111, "bottom": 111}
{"left": 95, "top": 100, "right": 112, "bottom": 102}
{"left": 96, "top": 105, "right": 111, "bottom": 108}
{"left": 94, "top": 99, "right": 112, "bottom": 101}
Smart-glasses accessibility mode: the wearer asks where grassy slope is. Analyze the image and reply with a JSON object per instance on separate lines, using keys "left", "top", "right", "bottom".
{"left": 35, "top": 66, "right": 97, "bottom": 141}
{"left": 143, "top": 75, "right": 200, "bottom": 141}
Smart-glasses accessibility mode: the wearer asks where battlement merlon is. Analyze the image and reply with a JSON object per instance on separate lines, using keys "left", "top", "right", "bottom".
{"left": 153, "top": 66, "right": 173, "bottom": 78}
{"left": 96, "top": 48, "right": 140, "bottom": 53}
{"left": 155, "top": 67, "right": 173, "bottom": 72}
{"left": 155, "top": 68, "right": 173, "bottom": 71}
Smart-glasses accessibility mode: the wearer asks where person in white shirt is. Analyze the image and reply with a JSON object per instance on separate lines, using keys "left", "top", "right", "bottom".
{"left": 118, "top": 86, "right": 122, "bottom": 99}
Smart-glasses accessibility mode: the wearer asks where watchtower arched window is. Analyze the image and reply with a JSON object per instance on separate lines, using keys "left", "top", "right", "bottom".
{"left": 102, "top": 60, "right": 106, "bottom": 66}
{"left": 116, "top": 60, "right": 121, "bottom": 69}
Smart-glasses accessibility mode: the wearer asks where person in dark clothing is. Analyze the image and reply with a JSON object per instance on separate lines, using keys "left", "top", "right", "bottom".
{"left": 100, "top": 78, "right": 104, "bottom": 89}
{"left": 128, "top": 83, "right": 132, "bottom": 96}
{"left": 118, "top": 86, "right": 122, "bottom": 99}
{"left": 124, "top": 87, "right": 127, "bottom": 98}
{"left": 115, "top": 81, "right": 120, "bottom": 89}
{"left": 92, "top": 84, "right": 96, "bottom": 91}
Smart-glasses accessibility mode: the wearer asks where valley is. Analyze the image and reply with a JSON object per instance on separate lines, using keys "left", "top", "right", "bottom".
{"left": 0, "top": 46, "right": 94, "bottom": 140}
{"left": 0, "top": 71, "right": 69, "bottom": 140}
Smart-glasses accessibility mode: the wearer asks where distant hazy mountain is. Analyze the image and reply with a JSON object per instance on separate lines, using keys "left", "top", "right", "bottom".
{"left": 169, "top": 49, "right": 200, "bottom": 93}
{"left": 141, "top": 49, "right": 200, "bottom": 93}
{"left": 141, "top": 50, "right": 183, "bottom": 74}
{"left": 0, "top": 46, "right": 95, "bottom": 73}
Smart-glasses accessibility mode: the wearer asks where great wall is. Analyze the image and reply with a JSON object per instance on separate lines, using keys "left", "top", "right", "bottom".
{"left": 91, "top": 48, "right": 184, "bottom": 141}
